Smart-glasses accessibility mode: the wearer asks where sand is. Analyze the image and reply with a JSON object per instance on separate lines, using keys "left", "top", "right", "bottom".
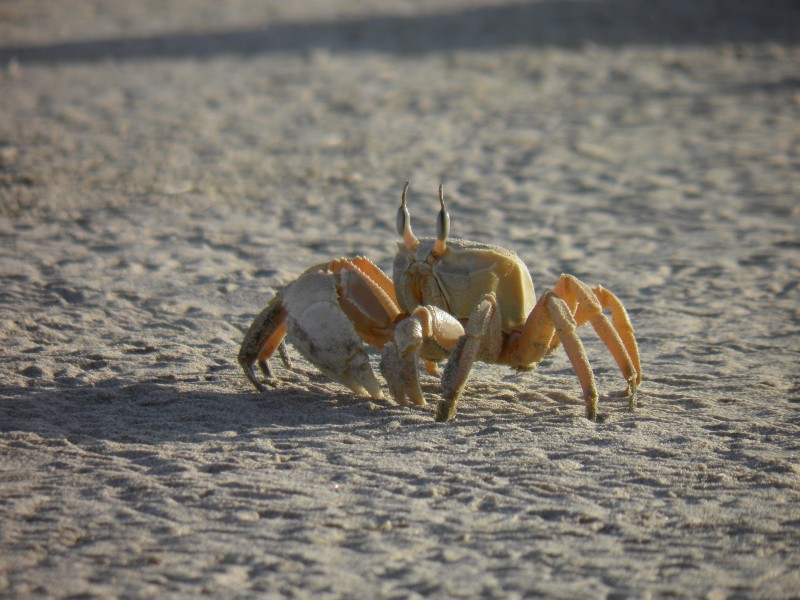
{"left": 1, "top": 1, "right": 799, "bottom": 597}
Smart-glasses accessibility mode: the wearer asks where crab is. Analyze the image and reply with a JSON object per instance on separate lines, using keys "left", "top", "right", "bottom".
{"left": 238, "top": 183, "right": 641, "bottom": 421}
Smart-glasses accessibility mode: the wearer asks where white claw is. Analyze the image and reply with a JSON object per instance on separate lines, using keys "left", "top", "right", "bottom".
{"left": 380, "top": 341, "right": 425, "bottom": 406}
{"left": 283, "top": 271, "right": 382, "bottom": 398}
{"left": 395, "top": 316, "right": 423, "bottom": 358}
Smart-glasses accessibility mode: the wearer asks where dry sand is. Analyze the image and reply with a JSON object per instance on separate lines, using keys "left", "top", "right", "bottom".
{"left": 1, "top": 1, "right": 799, "bottom": 597}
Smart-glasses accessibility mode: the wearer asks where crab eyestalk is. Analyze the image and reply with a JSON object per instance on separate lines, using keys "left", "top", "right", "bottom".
{"left": 433, "top": 184, "right": 450, "bottom": 257}
{"left": 396, "top": 181, "right": 420, "bottom": 251}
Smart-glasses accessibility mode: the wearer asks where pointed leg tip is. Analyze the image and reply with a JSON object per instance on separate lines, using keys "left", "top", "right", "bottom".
{"left": 435, "top": 400, "right": 457, "bottom": 422}
{"left": 255, "top": 377, "right": 281, "bottom": 392}
{"left": 277, "top": 342, "right": 294, "bottom": 370}
{"left": 242, "top": 365, "right": 265, "bottom": 392}
{"left": 627, "top": 379, "right": 639, "bottom": 411}
{"left": 241, "top": 362, "right": 282, "bottom": 393}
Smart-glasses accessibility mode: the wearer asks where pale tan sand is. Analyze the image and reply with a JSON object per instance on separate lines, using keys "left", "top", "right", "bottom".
{"left": 1, "top": 1, "right": 799, "bottom": 597}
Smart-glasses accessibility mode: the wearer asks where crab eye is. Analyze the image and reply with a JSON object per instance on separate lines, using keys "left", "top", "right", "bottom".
{"left": 433, "top": 184, "right": 450, "bottom": 256}
{"left": 396, "top": 181, "right": 419, "bottom": 251}
{"left": 396, "top": 181, "right": 410, "bottom": 237}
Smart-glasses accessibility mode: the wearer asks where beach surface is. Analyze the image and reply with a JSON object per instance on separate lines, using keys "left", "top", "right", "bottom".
{"left": 1, "top": 1, "right": 799, "bottom": 597}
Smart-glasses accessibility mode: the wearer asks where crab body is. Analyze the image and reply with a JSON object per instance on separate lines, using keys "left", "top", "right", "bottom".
{"left": 239, "top": 184, "right": 641, "bottom": 421}
{"left": 393, "top": 238, "right": 536, "bottom": 332}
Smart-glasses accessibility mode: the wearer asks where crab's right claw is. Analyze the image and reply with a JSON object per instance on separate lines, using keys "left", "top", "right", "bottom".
{"left": 282, "top": 270, "right": 384, "bottom": 398}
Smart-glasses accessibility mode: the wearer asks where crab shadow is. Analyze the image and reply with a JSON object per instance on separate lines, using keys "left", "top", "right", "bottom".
{"left": 0, "top": 370, "right": 634, "bottom": 445}
{"left": 0, "top": 377, "right": 425, "bottom": 446}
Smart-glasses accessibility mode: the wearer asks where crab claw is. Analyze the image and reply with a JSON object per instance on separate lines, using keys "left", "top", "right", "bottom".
{"left": 379, "top": 318, "right": 425, "bottom": 406}
{"left": 282, "top": 269, "right": 383, "bottom": 398}
{"left": 380, "top": 306, "right": 466, "bottom": 409}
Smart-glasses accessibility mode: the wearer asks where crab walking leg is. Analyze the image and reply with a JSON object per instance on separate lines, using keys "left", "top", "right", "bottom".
{"left": 346, "top": 256, "right": 401, "bottom": 309}
{"left": 554, "top": 275, "right": 639, "bottom": 407}
{"left": 238, "top": 293, "right": 289, "bottom": 391}
{"left": 544, "top": 293, "right": 600, "bottom": 421}
{"left": 277, "top": 341, "right": 293, "bottom": 371}
{"left": 436, "top": 294, "right": 502, "bottom": 422}
{"left": 380, "top": 306, "right": 465, "bottom": 406}
{"left": 503, "top": 290, "right": 558, "bottom": 366}
{"left": 593, "top": 285, "right": 641, "bottom": 386}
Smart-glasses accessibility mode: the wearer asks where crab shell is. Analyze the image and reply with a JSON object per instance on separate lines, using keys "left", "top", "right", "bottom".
{"left": 393, "top": 237, "right": 536, "bottom": 332}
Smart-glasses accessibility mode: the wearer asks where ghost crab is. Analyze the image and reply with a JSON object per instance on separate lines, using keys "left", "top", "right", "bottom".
{"left": 239, "top": 183, "right": 641, "bottom": 421}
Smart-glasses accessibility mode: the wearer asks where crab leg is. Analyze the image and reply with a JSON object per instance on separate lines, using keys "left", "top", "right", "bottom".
{"left": 332, "top": 257, "right": 400, "bottom": 318}
{"left": 238, "top": 292, "right": 290, "bottom": 391}
{"left": 592, "top": 285, "right": 641, "bottom": 385}
{"left": 501, "top": 288, "right": 600, "bottom": 420}
{"left": 436, "top": 294, "right": 502, "bottom": 422}
{"left": 503, "top": 291, "right": 557, "bottom": 366}
{"left": 553, "top": 275, "right": 639, "bottom": 408}
{"left": 544, "top": 293, "right": 600, "bottom": 420}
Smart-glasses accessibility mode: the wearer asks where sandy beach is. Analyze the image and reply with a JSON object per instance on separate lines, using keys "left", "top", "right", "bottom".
{"left": 1, "top": 1, "right": 799, "bottom": 597}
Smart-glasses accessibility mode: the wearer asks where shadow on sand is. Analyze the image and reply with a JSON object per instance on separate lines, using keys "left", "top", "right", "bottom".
{"left": 1, "top": 0, "right": 797, "bottom": 65}
{"left": 1, "top": 370, "right": 641, "bottom": 447}
{"left": 0, "top": 378, "right": 420, "bottom": 445}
